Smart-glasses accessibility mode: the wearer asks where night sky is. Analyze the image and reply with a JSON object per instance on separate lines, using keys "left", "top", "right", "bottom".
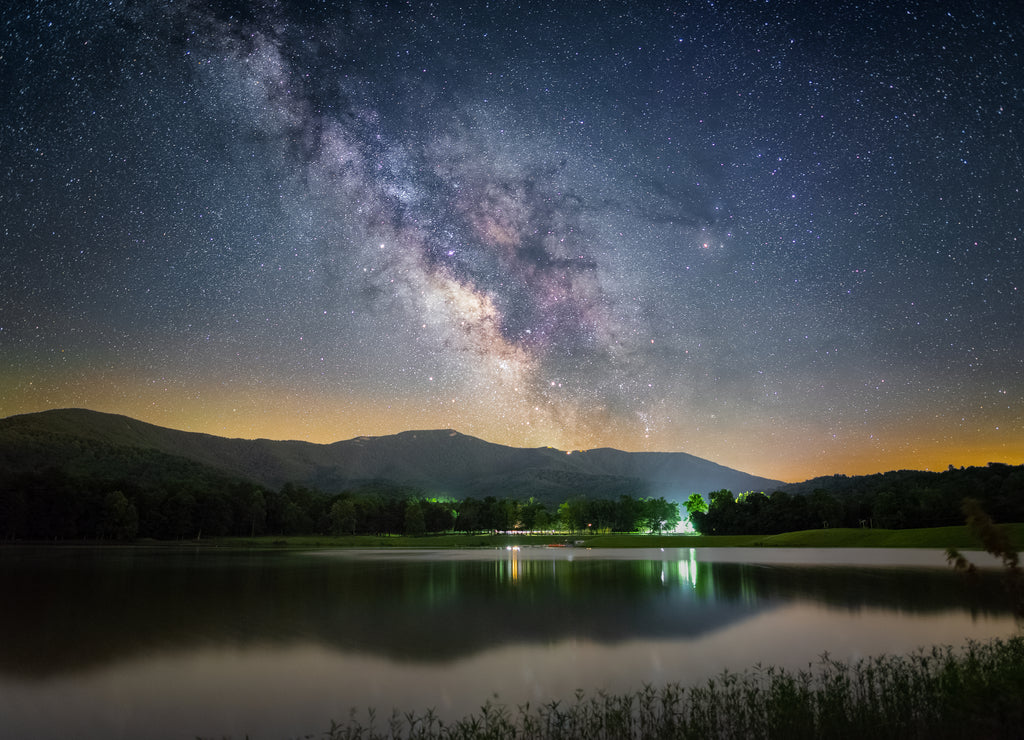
{"left": 2, "top": 0, "right": 1021, "bottom": 482}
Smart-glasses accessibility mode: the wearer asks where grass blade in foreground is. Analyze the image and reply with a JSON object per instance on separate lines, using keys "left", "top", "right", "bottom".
{"left": 311, "top": 636, "right": 1024, "bottom": 740}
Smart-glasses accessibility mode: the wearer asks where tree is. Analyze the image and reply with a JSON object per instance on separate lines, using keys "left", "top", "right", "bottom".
{"left": 699, "top": 489, "right": 737, "bottom": 535}
{"left": 532, "top": 506, "right": 551, "bottom": 532}
{"left": 161, "top": 492, "right": 197, "bottom": 539}
{"left": 684, "top": 493, "right": 707, "bottom": 515}
{"left": 518, "top": 498, "right": 547, "bottom": 531}
{"left": 286, "top": 501, "right": 314, "bottom": 534}
{"left": 640, "top": 497, "right": 680, "bottom": 534}
{"left": 613, "top": 494, "right": 642, "bottom": 532}
{"left": 480, "top": 496, "right": 504, "bottom": 531}
{"left": 662, "top": 498, "right": 682, "bottom": 533}
{"left": 807, "top": 489, "right": 841, "bottom": 529}
{"left": 558, "top": 496, "right": 588, "bottom": 534}
{"left": 404, "top": 500, "right": 426, "bottom": 537}
{"left": 736, "top": 492, "right": 770, "bottom": 534}
{"left": 355, "top": 494, "right": 384, "bottom": 534}
{"left": 329, "top": 499, "right": 358, "bottom": 535}
{"left": 683, "top": 493, "right": 707, "bottom": 531}
{"left": 244, "top": 489, "right": 267, "bottom": 537}
{"left": 99, "top": 490, "right": 138, "bottom": 541}
{"left": 0, "top": 486, "right": 26, "bottom": 540}
{"left": 197, "top": 491, "right": 233, "bottom": 538}
{"left": 422, "top": 499, "right": 455, "bottom": 533}
{"left": 458, "top": 498, "right": 482, "bottom": 533}
{"left": 947, "top": 498, "right": 1022, "bottom": 617}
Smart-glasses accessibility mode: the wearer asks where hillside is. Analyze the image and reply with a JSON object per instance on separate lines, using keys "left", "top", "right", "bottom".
{"left": 0, "top": 408, "right": 783, "bottom": 503}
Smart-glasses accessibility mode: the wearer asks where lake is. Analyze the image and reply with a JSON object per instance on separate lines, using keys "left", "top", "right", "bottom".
{"left": 0, "top": 545, "right": 1017, "bottom": 739}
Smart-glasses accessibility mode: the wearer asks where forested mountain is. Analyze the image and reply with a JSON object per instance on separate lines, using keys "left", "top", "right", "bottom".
{"left": 0, "top": 408, "right": 782, "bottom": 502}
{"left": 2, "top": 409, "right": 1019, "bottom": 541}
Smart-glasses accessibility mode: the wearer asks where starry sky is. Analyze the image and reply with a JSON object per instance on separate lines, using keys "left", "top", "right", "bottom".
{"left": 2, "top": 0, "right": 1021, "bottom": 482}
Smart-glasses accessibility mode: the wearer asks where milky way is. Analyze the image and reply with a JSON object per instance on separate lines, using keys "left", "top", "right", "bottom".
{"left": 2, "top": 1, "right": 1021, "bottom": 479}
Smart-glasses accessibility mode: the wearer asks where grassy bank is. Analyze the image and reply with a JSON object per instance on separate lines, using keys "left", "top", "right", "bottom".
{"left": 589, "top": 523, "right": 1024, "bottom": 550}
{"left": 201, "top": 523, "right": 1024, "bottom": 551}
{"left": 249, "top": 636, "right": 1023, "bottom": 739}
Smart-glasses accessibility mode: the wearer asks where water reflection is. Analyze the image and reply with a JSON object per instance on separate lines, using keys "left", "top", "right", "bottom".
{"left": 1, "top": 546, "right": 1019, "bottom": 740}
{"left": 0, "top": 546, "right": 1014, "bottom": 679}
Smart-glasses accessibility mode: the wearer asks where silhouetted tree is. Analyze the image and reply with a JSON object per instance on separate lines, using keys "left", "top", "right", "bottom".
{"left": 161, "top": 492, "right": 197, "bottom": 539}
{"left": 422, "top": 500, "right": 455, "bottom": 533}
{"left": 329, "top": 498, "right": 358, "bottom": 535}
{"left": 0, "top": 485, "right": 27, "bottom": 539}
{"left": 99, "top": 490, "right": 138, "bottom": 541}
{"left": 403, "top": 500, "right": 426, "bottom": 537}
{"left": 947, "top": 498, "right": 1022, "bottom": 617}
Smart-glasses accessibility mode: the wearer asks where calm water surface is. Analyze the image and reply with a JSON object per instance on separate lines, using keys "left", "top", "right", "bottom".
{"left": 0, "top": 545, "right": 1017, "bottom": 739}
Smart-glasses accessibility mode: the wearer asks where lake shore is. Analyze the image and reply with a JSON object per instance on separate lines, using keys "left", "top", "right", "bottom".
{"left": 4, "top": 522, "right": 1022, "bottom": 552}
{"left": 150, "top": 522, "right": 1024, "bottom": 551}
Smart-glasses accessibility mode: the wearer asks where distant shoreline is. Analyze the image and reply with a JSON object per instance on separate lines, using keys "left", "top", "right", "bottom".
{"left": 4, "top": 523, "right": 1022, "bottom": 551}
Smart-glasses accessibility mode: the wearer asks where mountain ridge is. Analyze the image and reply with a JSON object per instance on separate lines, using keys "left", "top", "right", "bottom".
{"left": 0, "top": 408, "right": 785, "bottom": 502}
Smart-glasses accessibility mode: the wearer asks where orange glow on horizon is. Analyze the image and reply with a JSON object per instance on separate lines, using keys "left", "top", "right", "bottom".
{"left": 2, "top": 374, "right": 1020, "bottom": 486}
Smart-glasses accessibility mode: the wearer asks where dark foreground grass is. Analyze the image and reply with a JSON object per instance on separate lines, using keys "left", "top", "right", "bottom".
{"left": 304, "top": 637, "right": 1024, "bottom": 740}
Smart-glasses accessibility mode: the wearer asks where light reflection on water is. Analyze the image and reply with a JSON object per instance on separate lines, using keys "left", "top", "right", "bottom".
{"left": 0, "top": 546, "right": 1018, "bottom": 740}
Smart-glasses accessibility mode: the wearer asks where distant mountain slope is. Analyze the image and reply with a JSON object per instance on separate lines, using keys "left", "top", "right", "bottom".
{"left": 0, "top": 408, "right": 784, "bottom": 502}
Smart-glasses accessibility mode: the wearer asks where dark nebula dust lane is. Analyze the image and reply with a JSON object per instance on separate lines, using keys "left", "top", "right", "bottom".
{"left": 1, "top": 0, "right": 1021, "bottom": 480}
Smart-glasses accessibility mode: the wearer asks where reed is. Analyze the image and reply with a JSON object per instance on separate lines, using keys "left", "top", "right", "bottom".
{"left": 315, "top": 636, "right": 1024, "bottom": 740}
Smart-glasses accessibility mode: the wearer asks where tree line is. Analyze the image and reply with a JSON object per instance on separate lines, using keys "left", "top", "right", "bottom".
{"left": 687, "top": 463, "right": 1024, "bottom": 535}
{"left": 2, "top": 458, "right": 1019, "bottom": 542}
{"left": 0, "top": 466, "right": 680, "bottom": 541}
